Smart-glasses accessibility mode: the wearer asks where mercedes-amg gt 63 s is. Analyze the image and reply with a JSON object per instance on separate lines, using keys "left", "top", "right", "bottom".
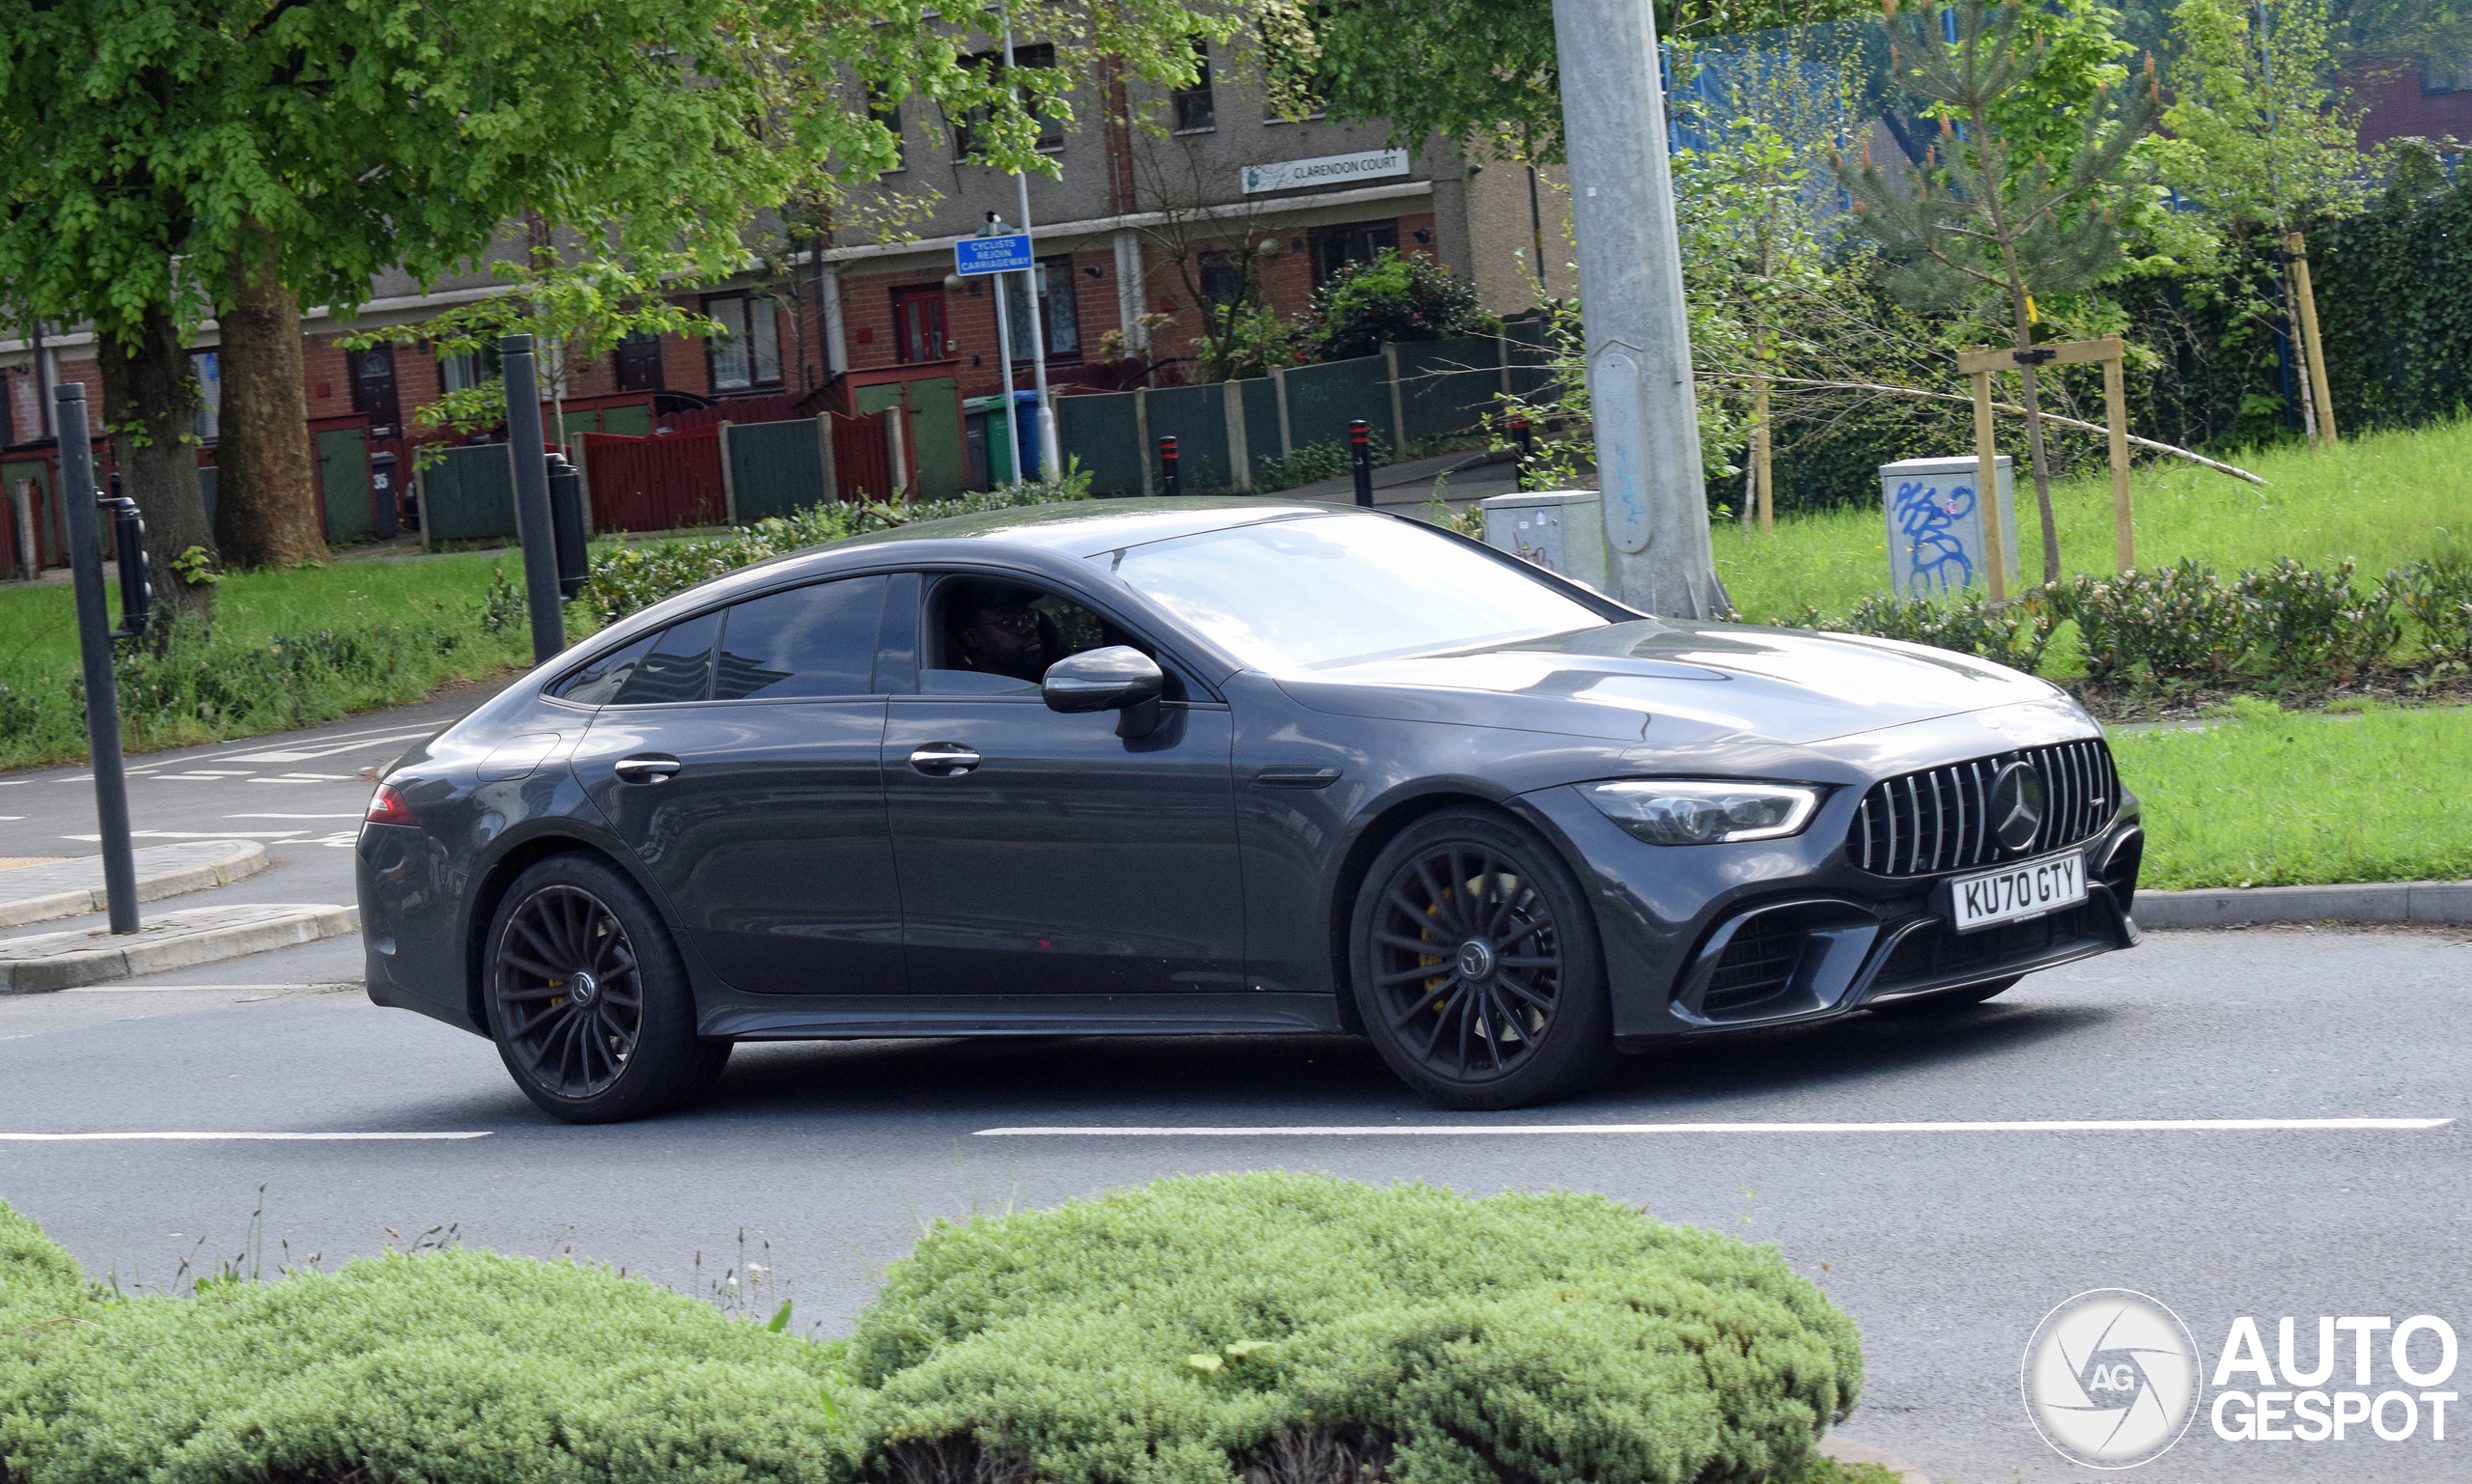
{"left": 356, "top": 498, "right": 2142, "bottom": 1121}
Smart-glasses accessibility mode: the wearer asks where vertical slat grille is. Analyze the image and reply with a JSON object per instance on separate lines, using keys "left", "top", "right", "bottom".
{"left": 1845, "top": 739, "right": 2119, "bottom": 879}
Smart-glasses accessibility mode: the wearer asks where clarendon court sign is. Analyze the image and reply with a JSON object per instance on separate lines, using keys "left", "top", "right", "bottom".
{"left": 1240, "top": 148, "right": 1412, "bottom": 195}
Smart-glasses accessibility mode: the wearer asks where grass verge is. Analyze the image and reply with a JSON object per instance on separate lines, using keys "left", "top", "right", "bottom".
{"left": 2113, "top": 699, "right": 2472, "bottom": 890}
{"left": 1714, "top": 418, "right": 2472, "bottom": 633}
{"left": 0, "top": 551, "right": 558, "bottom": 771}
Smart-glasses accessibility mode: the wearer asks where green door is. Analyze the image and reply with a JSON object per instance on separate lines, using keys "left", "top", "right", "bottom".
{"left": 600, "top": 403, "right": 654, "bottom": 437}
{"left": 904, "top": 377, "right": 966, "bottom": 501}
{"left": 317, "top": 428, "right": 373, "bottom": 544}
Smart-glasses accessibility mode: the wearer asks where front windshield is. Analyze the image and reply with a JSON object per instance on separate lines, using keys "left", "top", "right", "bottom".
{"left": 1096, "top": 514, "right": 1609, "bottom": 673}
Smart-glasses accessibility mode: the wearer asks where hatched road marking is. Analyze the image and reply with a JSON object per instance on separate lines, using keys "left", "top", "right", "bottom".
{"left": 0, "top": 1132, "right": 492, "bottom": 1142}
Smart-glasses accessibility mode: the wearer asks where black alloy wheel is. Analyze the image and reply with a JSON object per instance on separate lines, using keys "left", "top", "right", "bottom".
{"left": 484, "top": 854, "right": 729, "bottom": 1123}
{"left": 1868, "top": 974, "right": 2022, "bottom": 1018}
{"left": 1350, "top": 808, "right": 1614, "bottom": 1109}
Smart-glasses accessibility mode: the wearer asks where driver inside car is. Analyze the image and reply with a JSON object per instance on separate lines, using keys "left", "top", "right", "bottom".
{"left": 951, "top": 594, "right": 1056, "bottom": 683}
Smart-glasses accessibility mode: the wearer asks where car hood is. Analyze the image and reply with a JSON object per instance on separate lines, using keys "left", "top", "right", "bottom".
{"left": 1274, "top": 620, "right": 2067, "bottom": 745}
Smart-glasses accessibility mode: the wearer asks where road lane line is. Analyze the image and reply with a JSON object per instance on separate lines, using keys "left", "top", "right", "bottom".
{"left": 225, "top": 813, "right": 365, "bottom": 820}
{"left": 974, "top": 1118, "right": 2456, "bottom": 1137}
{"left": 0, "top": 1132, "right": 491, "bottom": 1141}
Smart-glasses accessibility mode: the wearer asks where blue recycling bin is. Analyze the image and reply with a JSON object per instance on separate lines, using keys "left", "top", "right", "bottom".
{"left": 962, "top": 391, "right": 1043, "bottom": 488}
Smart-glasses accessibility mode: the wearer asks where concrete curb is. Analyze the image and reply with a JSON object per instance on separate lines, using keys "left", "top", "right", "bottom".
{"left": 0, "top": 903, "right": 355, "bottom": 994}
{"left": 2136, "top": 880, "right": 2472, "bottom": 928}
{"left": 0, "top": 841, "right": 272, "bottom": 929}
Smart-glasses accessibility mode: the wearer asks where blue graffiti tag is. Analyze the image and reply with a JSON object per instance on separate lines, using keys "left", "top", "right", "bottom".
{"left": 1892, "top": 480, "right": 1977, "bottom": 596}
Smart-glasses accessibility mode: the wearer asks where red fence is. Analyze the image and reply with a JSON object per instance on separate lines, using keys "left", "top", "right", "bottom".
{"left": 830, "top": 411, "right": 895, "bottom": 503}
{"left": 582, "top": 426, "right": 727, "bottom": 534}
{"left": 661, "top": 395, "right": 802, "bottom": 434}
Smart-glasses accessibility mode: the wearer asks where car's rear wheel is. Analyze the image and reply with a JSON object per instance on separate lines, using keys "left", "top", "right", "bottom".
{"left": 1869, "top": 974, "right": 2021, "bottom": 1018}
{"left": 483, "top": 854, "right": 730, "bottom": 1123}
{"left": 1349, "top": 808, "right": 1614, "bottom": 1109}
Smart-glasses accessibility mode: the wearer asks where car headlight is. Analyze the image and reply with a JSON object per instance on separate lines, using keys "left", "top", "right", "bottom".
{"left": 1582, "top": 779, "right": 1823, "bottom": 845}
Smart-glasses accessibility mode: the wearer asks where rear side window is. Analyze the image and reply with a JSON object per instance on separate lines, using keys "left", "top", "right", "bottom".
{"left": 714, "top": 576, "right": 888, "bottom": 699}
{"left": 611, "top": 611, "right": 719, "bottom": 705}
{"left": 551, "top": 634, "right": 655, "bottom": 705}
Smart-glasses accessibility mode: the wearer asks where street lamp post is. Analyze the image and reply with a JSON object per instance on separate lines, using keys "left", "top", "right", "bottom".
{"left": 1001, "top": 10, "right": 1063, "bottom": 481}
{"left": 1550, "top": 0, "right": 1725, "bottom": 618}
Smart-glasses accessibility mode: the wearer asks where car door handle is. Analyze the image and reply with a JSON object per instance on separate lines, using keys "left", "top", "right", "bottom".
{"left": 909, "top": 743, "right": 982, "bottom": 776}
{"left": 612, "top": 754, "right": 681, "bottom": 784}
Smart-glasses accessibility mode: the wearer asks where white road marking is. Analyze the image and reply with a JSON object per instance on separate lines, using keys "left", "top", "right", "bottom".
{"left": 226, "top": 813, "right": 364, "bottom": 820}
{"left": 974, "top": 1118, "right": 2458, "bottom": 1137}
{"left": 63, "top": 982, "right": 361, "bottom": 994}
{"left": 151, "top": 770, "right": 257, "bottom": 779}
{"left": 0, "top": 1132, "right": 490, "bottom": 1142}
{"left": 221, "top": 732, "right": 435, "bottom": 764}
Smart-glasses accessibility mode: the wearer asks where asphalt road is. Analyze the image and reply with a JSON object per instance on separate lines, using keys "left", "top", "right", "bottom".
{"left": 4, "top": 701, "right": 2468, "bottom": 1483}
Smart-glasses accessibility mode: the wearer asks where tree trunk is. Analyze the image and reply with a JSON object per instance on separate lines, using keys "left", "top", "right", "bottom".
{"left": 95, "top": 307, "right": 216, "bottom": 630}
{"left": 216, "top": 222, "right": 327, "bottom": 568}
{"left": 2009, "top": 296, "right": 2062, "bottom": 584}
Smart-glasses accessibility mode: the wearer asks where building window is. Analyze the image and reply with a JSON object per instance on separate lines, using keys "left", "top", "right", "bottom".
{"left": 1310, "top": 220, "right": 1398, "bottom": 286}
{"left": 892, "top": 285, "right": 949, "bottom": 364}
{"left": 1197, "top": 250, "right": 1249, "bottom": 308}
{"left": 2422, "top": 52, "right": 2472, "bottom": 96}
{"left": 951, "top": 43, "right": 1062, "bottom": 161}
{"left": 1172, "top": 39, "right": 1215, "bottom": 131}
{"left": 704, "top": 294, "right": 783, "bottom": 391}
{"left": 613, "top": 332, "right": 665, "bottom": 391}
{"left": 190, "top": 350, "right": 221, "bottom": 442}
{"left": 1000, "top": 257, "right": 1082, "bottom": 362}
{"left": 870, "top": 89, "right": 907, "bottom": 171}
{"left": 438, "top": 343, "right": 499, "bottom": 395}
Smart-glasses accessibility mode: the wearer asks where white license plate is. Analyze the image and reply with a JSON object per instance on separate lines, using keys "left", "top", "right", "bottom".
{"left": 1949, "top": 852, "right": 2087, "bottom": 933}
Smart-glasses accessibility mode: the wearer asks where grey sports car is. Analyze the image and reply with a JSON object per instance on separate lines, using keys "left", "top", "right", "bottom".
{"left": 356, "top": 498, "right": 2141, "bottom": 1121}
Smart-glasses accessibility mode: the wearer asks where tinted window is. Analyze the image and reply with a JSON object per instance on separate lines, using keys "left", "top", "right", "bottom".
{"left": 611, "top": 611, "right": 719, "bottom": 704}
{"left": 551, "top": 634, "right": 656, "bottom": 705}
{"left": 713, "top": 576, "right": 887, "bottom": 700}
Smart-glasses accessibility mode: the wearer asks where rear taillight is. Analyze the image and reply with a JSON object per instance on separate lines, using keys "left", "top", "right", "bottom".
{"left": 364, "top": 783, "right": 417, "bottom": 826}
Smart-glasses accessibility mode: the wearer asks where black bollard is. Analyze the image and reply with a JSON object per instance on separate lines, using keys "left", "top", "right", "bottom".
{"left": 1509, "top": 410, "right": 1533, "bottom": 491}
{"left": 1160, "top": 435, "right": 1181, "bottom": 498}
{"left": 102, "top": 497, "right": 151, "bottom": 640}
{"left": 497, "top": 334, "right": 566, "bottom": 663}
{"left": 56, "top": 387, "right": 140, "bottom": 935}
{"left": 1349, "top": 419, "right": 1374, "bottom": 508}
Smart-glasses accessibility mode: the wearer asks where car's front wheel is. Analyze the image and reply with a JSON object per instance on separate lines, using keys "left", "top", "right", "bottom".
{"left": 1349, "top": 808, "right": 1615, "bottom": 1110}
{"left": 483, "top": 854, "right": 730, "bottom": 1123}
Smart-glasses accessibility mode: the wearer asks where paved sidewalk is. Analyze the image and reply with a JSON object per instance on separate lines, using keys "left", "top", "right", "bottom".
{"left": 0, "top": 840, "right": 270, "bottom": 928}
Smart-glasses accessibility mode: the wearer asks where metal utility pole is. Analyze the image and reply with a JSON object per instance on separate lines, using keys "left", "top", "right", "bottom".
{"left": 498, "top": 334, "right": 567, "bottom": 663}
{"left": 1550, "top": 0, "right": 1725, "bottom": 618}
{"left": 983, "top": 218, "right": 1026, "bottom": 490}
{"left": 57, "top": 387, "right": 139, "bottom": 935}
{"left": 1002, "top": 10, "right": 1062, "bottom": 481}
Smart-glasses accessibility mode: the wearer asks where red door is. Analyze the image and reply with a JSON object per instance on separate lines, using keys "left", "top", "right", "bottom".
{"left": 892, "top": 286, "right": 947, "bottom": 364}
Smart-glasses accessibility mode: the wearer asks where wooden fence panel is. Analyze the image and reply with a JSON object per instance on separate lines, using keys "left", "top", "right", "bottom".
{"left": 583, "top": 428, "right": 727, "bottom": 533}
{"left": 830, "top": 411, "right": 896, "bottom": 502}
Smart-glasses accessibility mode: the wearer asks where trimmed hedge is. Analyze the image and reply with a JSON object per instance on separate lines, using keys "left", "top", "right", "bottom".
{"left": 847, "top": 1173, "right": 1862, "bottom": 1484}
{"left": 1, "top": 1175, "right": 1867, "bottom": 1484}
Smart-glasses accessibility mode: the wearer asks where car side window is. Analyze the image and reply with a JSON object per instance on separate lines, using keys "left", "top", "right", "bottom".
{"left": 551, "top": 633, "right": 656, "bottom": 705}
{"left": 919, "top": 575, "right": 1185, "bottom": 699}
{"left": 713, "top": 575, "right": 888, "bottom": 700}
{"left": 610, "top": 611, "right": 719, "bottom": 705}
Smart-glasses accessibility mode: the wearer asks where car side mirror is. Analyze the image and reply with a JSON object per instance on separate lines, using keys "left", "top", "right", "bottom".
{"left": 1043, "top": 645, "right": 1166, "bottom": 738}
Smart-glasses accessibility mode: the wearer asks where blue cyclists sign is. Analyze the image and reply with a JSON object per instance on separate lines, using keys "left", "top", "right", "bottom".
{"left": 954, "top": 234, "right": 1035, "bottom": 275}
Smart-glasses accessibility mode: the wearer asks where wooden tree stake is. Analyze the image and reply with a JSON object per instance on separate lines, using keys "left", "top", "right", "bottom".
{"left": 2102, "top": 355, "right": 2133, "bottom": 572}
{"left": 2286, "top": 232, "right": 2339, "bottom": 446}
{"left": 1959, "top": 336, "right": 2134, "bottom": 576}
{"left": 1969, "top": 367, "right": 2006, "bottom": 602}
{"left": 1753, "top": 376, "right": 1774, "bottom": 535}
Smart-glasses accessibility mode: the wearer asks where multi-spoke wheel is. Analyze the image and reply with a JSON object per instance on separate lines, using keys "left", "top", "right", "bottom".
{"left": 1350, "top": 808, "right": 1614, "bottom": 1109}
{"left": 483, "top": 854, "right": 729, "bottom": 1123}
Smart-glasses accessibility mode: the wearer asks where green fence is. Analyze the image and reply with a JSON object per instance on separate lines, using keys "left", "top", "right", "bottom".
{"left": 1055, "top": 393, "right": 1145, "bottom": 495}
{"left": 727, "top": 418, "right": 829, "bottom": 521}
{"left": 420, "top": 443, "right": 519, "bottom": 545}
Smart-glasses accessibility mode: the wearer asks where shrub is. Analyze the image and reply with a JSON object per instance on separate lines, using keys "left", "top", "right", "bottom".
{"left": 847, "top": 1171, "right": 1863, "bottom": 1484}
{"left": 2391, "top": 556, "right": 2472, "bottom": 664}
{"left": 1796, "top": 585, "right": 2065, "bottom": 675}
{"left": 1254, "top": 428, "right": 1395, "bottom": 493}
{"left": 2058, "top": 559, "right": 2252, "bottom": 684}
{"left": 2233, "top": 557, "right": 2397, "bottom": 683}
{"left": 0, "top": 1201, "right": 851, "bottom": 1484}
{"left": 1304, "top": 250, "right": 1500, "bottom": 362}
{"left": 578, "top": 473, "right": 1095, "bottom": 626}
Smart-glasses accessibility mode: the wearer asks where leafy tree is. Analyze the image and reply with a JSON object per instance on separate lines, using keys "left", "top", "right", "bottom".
{"left": 1836, "top": 0, "right": 2159, "bottom": 581}
{"left": 1304, "top": 249, "right": 1500, "bottom": 361}
{"left": 2156, "top": 0, "right": 2365, "bottom": 446}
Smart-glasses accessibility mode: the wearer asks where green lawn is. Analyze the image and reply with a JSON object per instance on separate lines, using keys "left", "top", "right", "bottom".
{"left": 0, "top": 550, "right": 561, "bottom": 771}
{"left": 2112, "top": 700, "right": 2472, "bottom": 890}
{"left": 1713, "top": 418, "right": 2472, "bottom": 626}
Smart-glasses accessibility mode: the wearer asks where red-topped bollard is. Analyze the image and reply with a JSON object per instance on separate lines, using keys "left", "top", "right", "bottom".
{"left": 1159, "top": 435, "right": 1181, "bottom": 498}
{"left": 1350, "top": 419, "right": 1373, "bottom": 508}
